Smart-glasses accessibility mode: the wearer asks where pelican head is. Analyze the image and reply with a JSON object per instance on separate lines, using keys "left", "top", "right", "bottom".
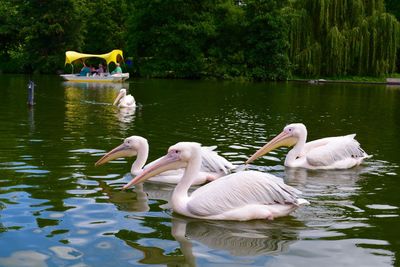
{"left": 113, "top": 88, "right": 127, "bottom": 106}
{"left": 123, "top": 142, "right": 200, "bottom": 189}
{"left": 95, "top": 136, "right": 148, "bottom": 166}
{"left": 246, "top": 123, "right": 306, "bottom": 164}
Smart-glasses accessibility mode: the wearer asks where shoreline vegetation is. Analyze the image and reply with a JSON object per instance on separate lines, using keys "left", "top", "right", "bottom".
{"left": 291, "top": 75, "right": 400, "bottom": 84}
{"left": 1, "top": 0, "right": 400, "bottom": 82}
{"left": 291, "top": 79, "right": 386, "bottom": 85}
{"left": 288, "top": 73, "right": 400, "bottom": 85}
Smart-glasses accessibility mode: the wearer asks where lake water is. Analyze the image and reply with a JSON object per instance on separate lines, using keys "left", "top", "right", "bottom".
{"left": 0, "top": 75, "right": 399, "bottom": 266}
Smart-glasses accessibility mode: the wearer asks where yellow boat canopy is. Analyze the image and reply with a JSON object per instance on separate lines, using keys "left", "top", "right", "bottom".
{"left": 65, "top": 49, "right": 124, "bottom": 65}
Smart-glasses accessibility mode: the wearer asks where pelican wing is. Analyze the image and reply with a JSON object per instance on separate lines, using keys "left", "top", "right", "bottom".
{"left": 145, "top": 145, "right": 234, "bottom": 174}
{"left": 200, "top": 146, "right": 235, "bottom": 174}
{"left": 119, "top": 95, "right": 136, "bottom": 108}
{"left": 306, "top": 134, "right": 368, "bottom": 167}
{"left": 187, "top": 171, "right": 302, "bottom": 217}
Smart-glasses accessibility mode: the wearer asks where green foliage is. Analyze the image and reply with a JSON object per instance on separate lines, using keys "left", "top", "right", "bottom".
{"left": 1, "top": 0, "right": 85, "bottom": 73}
{"left": 0, "top": 0, "right": 128, "bottom": 74}
{"left": 127, "top": 0, "right": 215, "bottom": 78}
{"left": 127, "top": 0, "right": 290, "bottom": 80}
{"left": 1, "top": 0, "right": 399, "bottom": 80}
{"left": 0, "top": 1, "right": 22, "bottom": 72}
{"left": 202, "top": 1, "right": 247, "bottom": 79}
{"left": 81, "top": 0, "right": 128, "bottom": 53}
{"left": 0, "top": 1, "right": 19, "bottom": 54}
{"left": 243, "top": 0, "right": 291, "bottom": 80}
{"left": 386, "top": 0, "right": 400, "bottom": 20}
{"left": 288, "top": 0, "right": 400, "bottom": 77}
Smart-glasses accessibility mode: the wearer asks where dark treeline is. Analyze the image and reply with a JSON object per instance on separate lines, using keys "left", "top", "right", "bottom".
{"left": 1, "top": 0, "right": 399, "bottom": 80}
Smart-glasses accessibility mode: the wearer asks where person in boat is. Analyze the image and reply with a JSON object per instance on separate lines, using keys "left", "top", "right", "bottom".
{"left": 96, "top": 63, "right": 105, "bottom": 76}
{"left": 111, "top": 63, "right": 122, "bottom": 74}
{"left": 79, "top": 62, "right": 91, "bottom": 76}
{"left": 90, "top": 65, "right": 96, "bottom": 75}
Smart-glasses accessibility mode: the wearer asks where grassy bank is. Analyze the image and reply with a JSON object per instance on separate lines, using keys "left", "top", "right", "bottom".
{"left": 291, "top": 74, "right": 400, "bottom": 83}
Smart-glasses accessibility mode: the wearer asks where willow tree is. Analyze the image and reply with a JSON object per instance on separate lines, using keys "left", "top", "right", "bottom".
{"left": 288, "top": 0, "right": 400, "bottom": 77}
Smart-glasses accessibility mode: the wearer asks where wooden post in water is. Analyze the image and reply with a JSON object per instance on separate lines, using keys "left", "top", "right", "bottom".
{"left": 27, "top": 80, "right": 35, "bottom": 106}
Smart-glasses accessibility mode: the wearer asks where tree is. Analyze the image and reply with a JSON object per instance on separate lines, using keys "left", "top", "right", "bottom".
{"left": 243, "top": 0, "right": 291, "bottom": 80}
{"left": 0, "top": 1, "right": 19, "bottom": 56}
{"left": 126, "top": 0, "right": 291, "bottom": 80}
{"left": 288, "top": 0, "right": 400, "bottom": 77}
{"left": 16, "top": 0, "right": 84, "bottom": 73}
{"left": 204, "top": 1, "right": 247, "bottom": 79}
{"left": 81, "top": 0, "right": 128, "bottom": 53}
{"left": 386, "top": 0, "right": 400, "bottom": 20}
{"left": 0, "top": 1, "right": 23, "bottom": 71}
{"left": 127, "top": 0, "right": 214, "bottom": 78}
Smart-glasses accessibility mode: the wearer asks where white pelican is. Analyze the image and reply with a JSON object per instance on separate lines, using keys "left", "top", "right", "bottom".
{"left": 95, "top": 136, "right": 235, "bottom": 185}
{"left": 246, "top": 123, "right": 370, "bottom": 169}
{"left": 123, "top": 142, "right": 309, "bottom": 221}
{"left": 113, "top": 88, "right": 136, "bottom": 108}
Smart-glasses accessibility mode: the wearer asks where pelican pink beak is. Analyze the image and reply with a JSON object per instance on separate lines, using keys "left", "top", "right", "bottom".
{"left": 113, "top": 90, "right": 125, "bottom": 106}
{"left": 246, "top": 131, "right": 297, "bottom": 164}
{"left": 123, "top": 150, "right": 185, "bottom": 189}
{"left": 95, "top": 143, "right": 135, "bottom": 166}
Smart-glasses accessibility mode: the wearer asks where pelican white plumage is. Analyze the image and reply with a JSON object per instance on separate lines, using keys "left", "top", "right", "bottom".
{"left": 123, "top": 142, "right": 308, "bottom": 221}
{"left": 246, "top": 123, "right": 370, "bottom": 170}
{"left": 95, "top": 136, "right": 235, "bottom": 185}
{"left": 113, "top": 88, "right": 136, "bottom": 108}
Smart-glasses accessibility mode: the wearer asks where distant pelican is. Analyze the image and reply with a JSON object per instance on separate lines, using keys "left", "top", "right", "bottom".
{"left": 246, "top": 123, "right": 370, "bottom": 169}
{"left": 95, "top": 136, "right": 235, "bottom": 185}
{"left": 113, "top": 88, "right": 135, "bottom": 108}
{"left": 123, "top": 142, "right": 308, "bottom": 221}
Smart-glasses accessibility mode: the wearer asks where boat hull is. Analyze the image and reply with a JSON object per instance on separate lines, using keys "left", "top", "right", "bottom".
{"left": 60, "top": 73, "right": 129, "bottom": 83}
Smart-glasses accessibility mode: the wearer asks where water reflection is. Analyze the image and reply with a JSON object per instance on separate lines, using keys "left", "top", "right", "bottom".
{"left": 96, "top": 173, "right": 173, "bottom": 212}
{"left": 1, "top": 76, "right": 400, "bottom": 266}
{"left": 27, "top": 106, "right": 35, "bottom": 133}
{"left": 117, "top": 215, "right": 302, "bottom": 266}
{"left": 0, "top": 250, "right": 49, "bottom": 267}
{"left": 117, "top": 107, "right": 136, "bottom": 124}
{"left": 62, "top": 81, "right": 128, "bottom": 91}
{"left": 172, "top": 216, "right": 300, "bottom": 257}
{"left": 116, "top": 233, "right": 186, "bottom": 266}
{"left": 284, "top": 166, "right": 366, "bottom": 187}
{"left": 63, "top": 81, "right": 137, "bottom": 138}
{"left": 281, "top": 159, "right": 397, "bottom": 189}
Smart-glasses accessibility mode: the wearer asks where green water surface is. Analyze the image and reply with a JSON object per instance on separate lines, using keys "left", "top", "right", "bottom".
{"left": 0, "top": 75, "right": 399, "bottom": 266}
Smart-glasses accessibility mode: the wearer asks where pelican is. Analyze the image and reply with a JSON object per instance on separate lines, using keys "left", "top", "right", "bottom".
{"left": 113, "top": 88, "right": 135, "bottom": 108}
{"left": 123, "top": 142, "right": 309, "bottom": 221}
{"left": 95, "top": 136, "right": 235, "bottom": 185}
{"left": 246, "top": 123, "right": 370, "bottom": 169}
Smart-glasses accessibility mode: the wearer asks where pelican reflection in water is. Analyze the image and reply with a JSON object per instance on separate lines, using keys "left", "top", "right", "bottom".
{"left": 172, "top": 216, "right": 300, "bottom": 258}
{"left": 97, "top": 173, "right": 174, "bottom": 212}
{"left": 116, "top": 107, "right": 136, "bottom": 124}
{"left": 115, "top": 215, "right": 301, "bottom": 266}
